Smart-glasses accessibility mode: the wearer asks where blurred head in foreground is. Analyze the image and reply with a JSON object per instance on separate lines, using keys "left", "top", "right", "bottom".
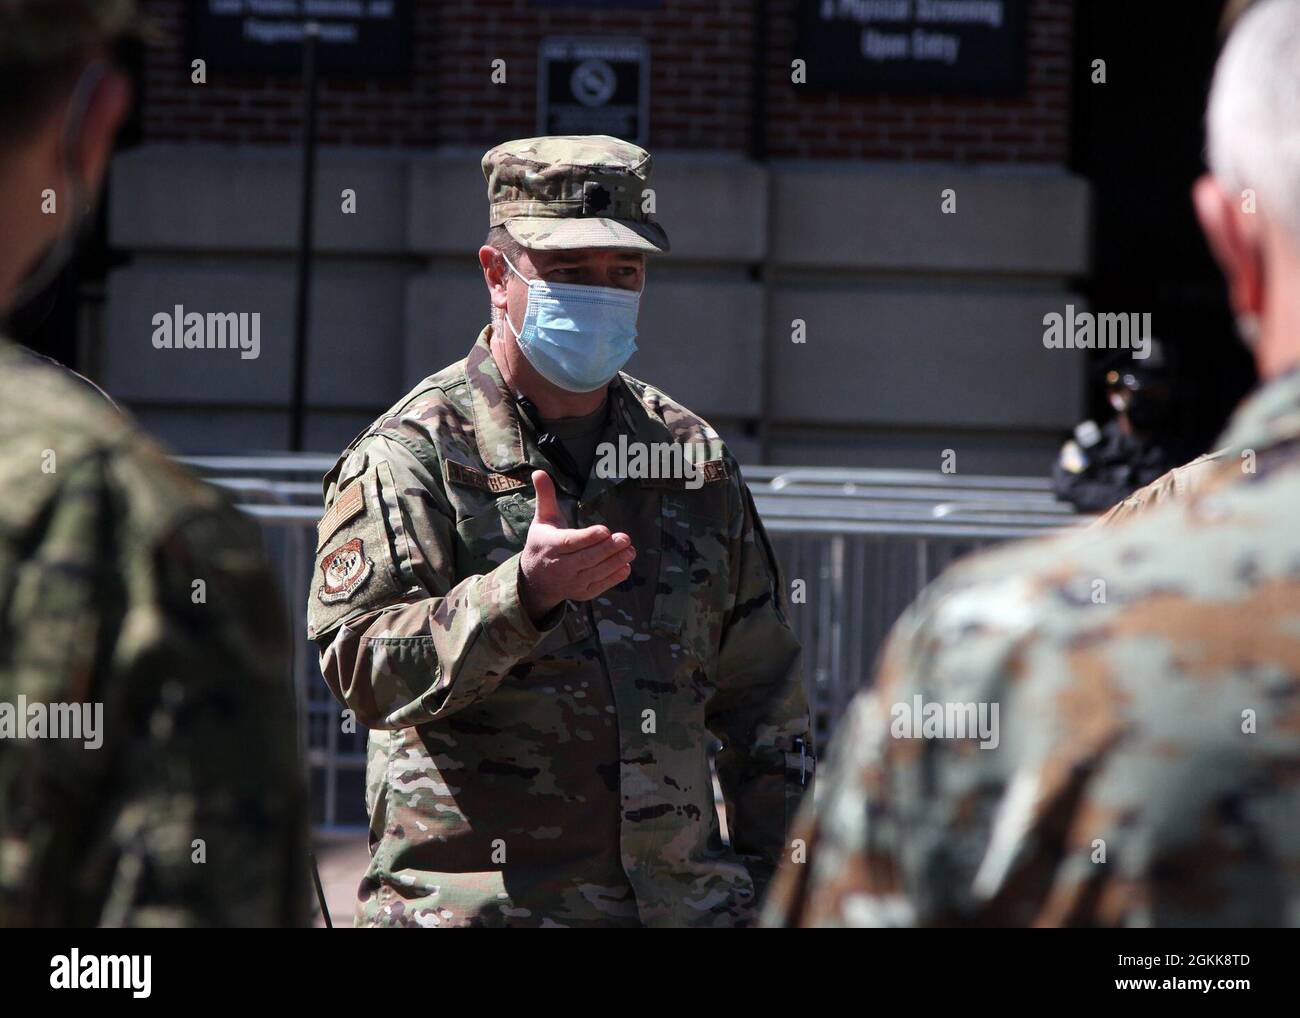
{"left": 1197, "top": 0, "right": 1300, "bottom": 379}
{"left": 0, "top": 0, "right": 140, "bottom": 320}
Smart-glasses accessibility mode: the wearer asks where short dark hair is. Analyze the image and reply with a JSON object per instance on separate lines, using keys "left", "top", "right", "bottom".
{"left": 484, "top": 225, "right": 527, "bottom": 266}
{"left": 0, "top": 0, "right": 137, "bottom": 147}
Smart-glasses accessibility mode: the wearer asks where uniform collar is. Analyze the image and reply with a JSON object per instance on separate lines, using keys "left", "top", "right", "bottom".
{"left": 465, "top": 324, "right": 529, "bottom": 473}
{"left": 1216, "top": 363, "right": 1300, "bottom": 455}
{"left": 465, "top": 324, "right": 676, "bottom": 493}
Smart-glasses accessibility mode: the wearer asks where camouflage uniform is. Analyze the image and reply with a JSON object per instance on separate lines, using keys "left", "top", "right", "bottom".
{"left": 311, "top": 135, "right": 810, "bottom": 928}
{"left": 1093, "top": 449, "right": 1227, "bottom": 527}
{"left": 0, "top": 339, "right": 309, "bottom": 926}
{"left": 310, "top": 327, "right": 810, "bottom": 927}
{"left": 764, "top": 367, "right": 1300, "bottom": 927}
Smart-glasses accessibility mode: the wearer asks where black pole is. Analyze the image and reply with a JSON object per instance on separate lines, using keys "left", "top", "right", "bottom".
{"left": 751, "top": 0, "right": 773, "bottom": 462}
{"left": 289, "top": 21, "right": 320, "bottom": 452}
{"left": 309, "top": 852, "right": 333, "bottom": 928}
{"left": 750, "top": 0, "right": 768, "bottom": 163}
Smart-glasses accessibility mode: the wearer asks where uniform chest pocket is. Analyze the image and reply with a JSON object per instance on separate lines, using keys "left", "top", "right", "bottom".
{"left": 651, "top": 495, "right": 729, "bottom": 651}
{"left": 455, "top": 493, "right": 533, "bottom": 572}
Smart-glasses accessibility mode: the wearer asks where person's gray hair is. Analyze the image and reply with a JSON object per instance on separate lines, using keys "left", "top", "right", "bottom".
{"left": 1207, "top": 0, "right": 1300, "bottom": 243}
{"left": 485, "top": 225, "right": 527, "bottom": 329}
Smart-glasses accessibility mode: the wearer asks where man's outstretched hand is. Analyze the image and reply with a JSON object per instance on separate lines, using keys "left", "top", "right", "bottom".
{"left": 519, "top": 470, "right": 636, "bottom": 623}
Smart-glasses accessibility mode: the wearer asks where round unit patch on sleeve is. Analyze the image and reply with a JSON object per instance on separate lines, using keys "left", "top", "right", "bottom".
{"left": 318, "top": 537, "right": 374, "bottom": 604}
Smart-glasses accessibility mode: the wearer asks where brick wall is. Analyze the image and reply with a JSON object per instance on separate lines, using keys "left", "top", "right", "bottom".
{"left": 139, "top": 0, "right": 1071, "bottom": 160}
{"left": 765, "top": 0, "right": 1072, "bottom": 162}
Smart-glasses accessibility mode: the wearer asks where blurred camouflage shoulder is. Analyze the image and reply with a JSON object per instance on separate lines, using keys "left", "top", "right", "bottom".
{"left": 900, "top": 442, "right": 1299, "bottom": 665}
{"left": 0, "top": 339, "right": 228, "bottom": 542}
{"left": 0, "top": 338, "right": 307, "bottom": 926}
{"left": 768, "top": 427, "right": 1300, "bottom": 926}
{"left": 1092, "top": 448, "right": 1231, "bottom": 527}
{"left": 0, "top": 338, "right": 289, "bottom": 700}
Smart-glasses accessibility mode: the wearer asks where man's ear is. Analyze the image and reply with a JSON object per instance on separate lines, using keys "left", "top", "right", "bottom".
{"left": 1194, "top": 173, "right": 1264, "bottom": 317}
{"left": 479, "top": 245, "right": 510, "bottom": 312}
{"left": 70, "top": 67, "right": 130, "bottom": 195}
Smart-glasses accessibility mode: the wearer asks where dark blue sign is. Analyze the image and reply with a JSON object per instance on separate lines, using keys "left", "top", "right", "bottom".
{"left": 796, "top": 0, "right": 1029, "bottom": 95}
{"left": 188, "top": 0, "right": 413, "bottom": 76}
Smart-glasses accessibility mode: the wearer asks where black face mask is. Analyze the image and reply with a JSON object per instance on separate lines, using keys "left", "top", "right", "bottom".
{"left": 3, "top": 62, "right": 108, "bottom": 329}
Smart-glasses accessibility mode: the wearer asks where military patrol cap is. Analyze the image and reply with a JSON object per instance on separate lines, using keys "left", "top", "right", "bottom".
{"left": 482, "top": 135, "right": 671, "bottom": 254}
{"left": 0, "top": 0, "right": 151, "bottom": 63}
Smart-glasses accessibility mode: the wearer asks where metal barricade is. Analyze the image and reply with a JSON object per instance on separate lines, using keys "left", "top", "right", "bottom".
{"left": 199, "top": 459, "right": 1082, "bottom": 833}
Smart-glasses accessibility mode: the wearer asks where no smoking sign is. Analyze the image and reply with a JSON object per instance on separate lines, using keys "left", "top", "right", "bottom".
{"left": 538, "top": 37, "right": 649, "bottom": 144}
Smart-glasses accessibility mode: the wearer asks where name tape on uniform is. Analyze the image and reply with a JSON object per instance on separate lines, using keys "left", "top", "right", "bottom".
{"left": 700, "top": 459, "right": 731, "bottom": 483}
{"left": 640, "top": 457, "right": 732, "bottom": 488}
{"left": 446, "top": 460, "right": 529, "bottom": 494}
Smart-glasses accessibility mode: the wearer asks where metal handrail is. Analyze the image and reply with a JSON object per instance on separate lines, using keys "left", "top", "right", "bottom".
{"left": 182, "top": 455, "right": 1056, "bottom": 490}
{"left": 241, "top": 502, "right": 1077, "bottom": 541}
{"left": 754, "top": 483, "right": 1069, "bottom": 506}
{"left": 178, "top": 453, "right": 337, "bottom": 475}
{"left": 756, "top": 497, "right": 1072, "bottom": 520}
{"left": 756, "top": 466, "right": 1054, "bottom": 492}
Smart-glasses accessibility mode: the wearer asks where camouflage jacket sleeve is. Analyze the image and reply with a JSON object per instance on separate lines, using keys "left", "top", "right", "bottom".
{"left": 308, "top": 433, "right": 564, "bottom": 730}
{"left": 1, "top": 445, "right": 309, "bottom": 927}
{"left": 708, "top": 473, "right": 812, "bottom": 897}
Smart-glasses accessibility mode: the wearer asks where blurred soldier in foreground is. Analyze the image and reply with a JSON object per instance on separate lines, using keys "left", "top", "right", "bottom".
{"left": 309, "top": 135, "right": 810, "bottom": 927}
{"left": 765, "top": 0, "right": 1300, "bottom": 927}
{"left": 0, "top": 0, "right": 308, "bottom": 926}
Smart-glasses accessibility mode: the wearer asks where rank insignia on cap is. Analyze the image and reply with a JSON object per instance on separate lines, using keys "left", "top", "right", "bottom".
{"left": 318, "top": 537, "right": 373, "bottom": 604}
{"left": 582, "top": 180, "right": 613, "bottom": 215}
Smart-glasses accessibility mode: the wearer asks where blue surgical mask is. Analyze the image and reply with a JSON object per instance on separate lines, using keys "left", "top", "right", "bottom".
{"left": 501, "top": 253, "right": 641, "bottom": 393}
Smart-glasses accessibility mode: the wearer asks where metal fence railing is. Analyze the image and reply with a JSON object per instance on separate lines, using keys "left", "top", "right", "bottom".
{"left": 748, "top": 467, "right": 1081, "bottom": 737}
{"left": 183, "top": 455, "right": 1084, "bottom": 832}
